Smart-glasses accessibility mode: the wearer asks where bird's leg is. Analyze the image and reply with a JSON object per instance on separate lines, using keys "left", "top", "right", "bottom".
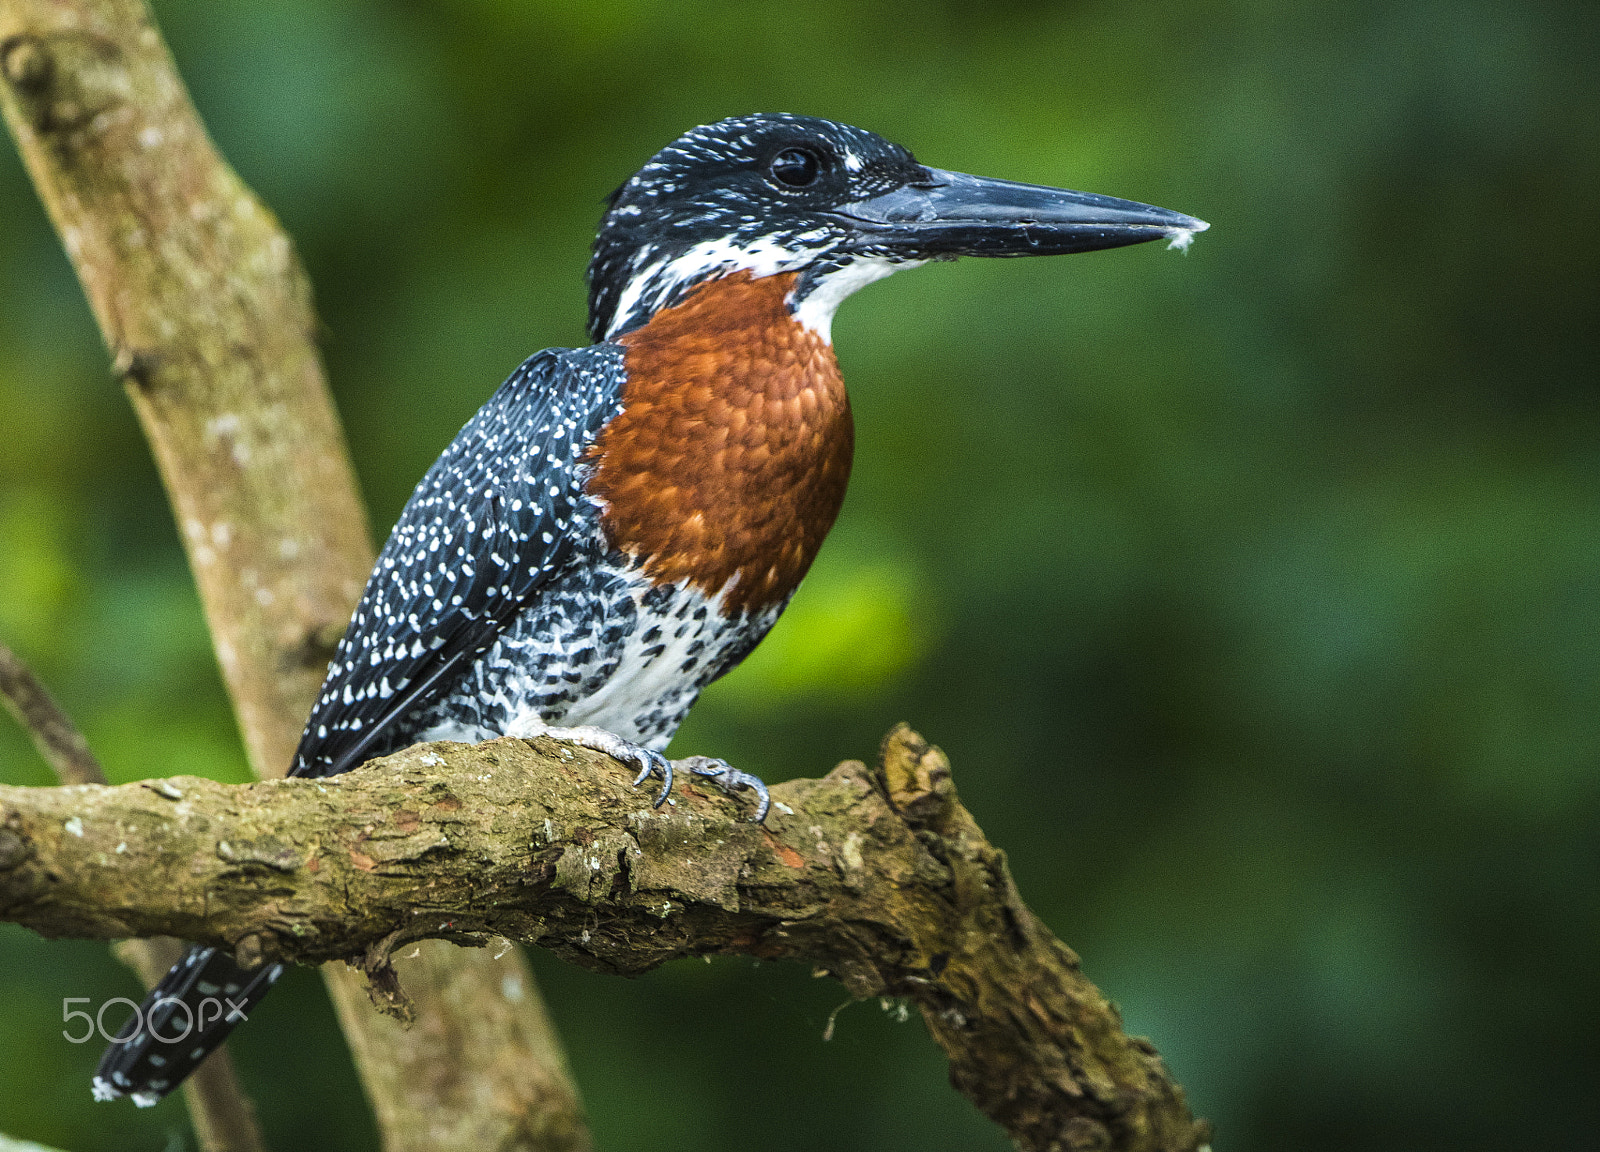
{"left": 539, "top": 724, "right": 674, "bottom": 806}
{"left": 673, "top": 755, "right": 771, "bottom": 823}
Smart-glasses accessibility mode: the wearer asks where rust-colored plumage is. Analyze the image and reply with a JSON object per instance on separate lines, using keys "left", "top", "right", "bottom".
{"left": 585, "top": 271, "right": 853, "bottom": 614}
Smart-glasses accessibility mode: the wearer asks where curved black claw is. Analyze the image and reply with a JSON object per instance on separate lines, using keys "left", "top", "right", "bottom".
{"left": 540, "top": 724, "right": 677, "bottom": 807}
{"left": 628, "top": 747, "right": 674, "bottom": 807}
{"left": 676, "top": 756, "right": 771, "bottom": 823}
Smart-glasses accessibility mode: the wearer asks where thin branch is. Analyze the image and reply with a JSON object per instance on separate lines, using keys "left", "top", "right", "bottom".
{"left": 0, "top": 726, "right": 1212, "bottom": 1152}
{"left": 0, "top": 640, "right": 267, "bottom": 1152}
{"left": 0, "top": 2, "right": 590, "bottom": 1147}
{"left": 0, "top": 643, "right": 103, "bottom": 786}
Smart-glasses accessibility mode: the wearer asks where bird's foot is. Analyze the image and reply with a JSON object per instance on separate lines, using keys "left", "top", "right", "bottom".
{"left": 674, "top": 756, "right": 771, "bottom": 823}
{"left": 541, "top": 724, "right": 674, "bottom": 806}
{"left": 538, "top": 727, "right": 769, "bottom": 822}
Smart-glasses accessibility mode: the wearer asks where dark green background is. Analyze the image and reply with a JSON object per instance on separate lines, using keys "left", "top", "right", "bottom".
{"left": 2, "top": 0, "right": 1597, "bottom": 1148}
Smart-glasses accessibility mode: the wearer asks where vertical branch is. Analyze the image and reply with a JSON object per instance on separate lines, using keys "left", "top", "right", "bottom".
{"left": 330, "top": 942, "right": 593, "bottom": 1152}
{"left": 0, "top": 8, "right": 367, "bottom": 780}
{"left": 0, "top": 2, "right": 591, "bottom": 1148}
{"left": 0, "top": 640, "right": 267, "bottom": 1152}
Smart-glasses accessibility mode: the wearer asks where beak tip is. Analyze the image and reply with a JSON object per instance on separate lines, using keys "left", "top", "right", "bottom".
{"left": 1163, "top": 216, "right": 1210, "bottom": 253}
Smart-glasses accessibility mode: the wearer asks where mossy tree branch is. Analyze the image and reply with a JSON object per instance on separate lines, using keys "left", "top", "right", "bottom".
{"left": 0, "top": 725, "right": 1210, "bottom": 1152}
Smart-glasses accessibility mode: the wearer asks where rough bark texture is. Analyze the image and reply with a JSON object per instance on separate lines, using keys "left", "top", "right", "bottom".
{"left": 0, "top": 725, "right": 1211, "bottom": 1152}
{"left": 0, "top": 3, "right": 590, "bottom": 1149}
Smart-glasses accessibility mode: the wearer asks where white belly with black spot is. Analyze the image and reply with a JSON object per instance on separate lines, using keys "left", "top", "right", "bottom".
{"left": 409, "top": 559, "right": 780, "bottom": 751}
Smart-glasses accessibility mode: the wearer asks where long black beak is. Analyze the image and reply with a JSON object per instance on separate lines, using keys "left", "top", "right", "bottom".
{"left": 832, "top": 168, "right": 1208, "bottom": 258}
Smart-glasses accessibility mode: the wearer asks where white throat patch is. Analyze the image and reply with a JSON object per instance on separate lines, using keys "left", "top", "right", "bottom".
{"left": 789, "top": 257, "right": 922, "bottom": 344}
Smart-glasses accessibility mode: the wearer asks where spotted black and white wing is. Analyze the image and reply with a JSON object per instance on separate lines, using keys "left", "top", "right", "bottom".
{"left": 292, "top": 343, "right": 627, "bottom": 779}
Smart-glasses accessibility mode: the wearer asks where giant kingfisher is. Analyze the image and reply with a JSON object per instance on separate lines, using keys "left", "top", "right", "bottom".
{"left": 93, "top": 113, "right": 1206, "bottom": 1106}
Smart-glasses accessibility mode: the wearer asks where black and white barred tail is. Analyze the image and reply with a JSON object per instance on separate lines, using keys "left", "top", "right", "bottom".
{"left": 92, "top": 945, "right": 283, "bottom": 1107}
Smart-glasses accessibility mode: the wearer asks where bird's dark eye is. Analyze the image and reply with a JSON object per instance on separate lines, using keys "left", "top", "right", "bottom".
{"left": 769, "top": 147, "right": 821, "bottom": 188}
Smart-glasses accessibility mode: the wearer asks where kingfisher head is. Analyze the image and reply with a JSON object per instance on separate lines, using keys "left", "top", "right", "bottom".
{"left": 587, "top": 114, "right": 1208, "bottom": 345}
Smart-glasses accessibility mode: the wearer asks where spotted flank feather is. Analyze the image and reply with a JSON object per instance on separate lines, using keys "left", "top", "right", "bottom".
{"left": 294, "top": 344, "right": 626, "bottom": 778}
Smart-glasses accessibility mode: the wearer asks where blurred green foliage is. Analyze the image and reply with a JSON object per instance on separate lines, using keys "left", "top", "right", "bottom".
{"left": 2, "top": 0, "right": 1597, "bottom": 1148}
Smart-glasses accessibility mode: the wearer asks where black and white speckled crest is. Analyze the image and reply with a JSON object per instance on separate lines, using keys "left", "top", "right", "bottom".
{"left": 293, "top": 343, "right": 627, "bottom": 778}
{"left": 587, "top": 114, "right": 931, "bottom": 341}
